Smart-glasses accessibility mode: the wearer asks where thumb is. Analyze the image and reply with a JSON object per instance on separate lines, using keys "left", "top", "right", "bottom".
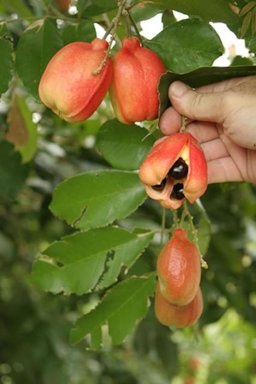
{"left": 169, "top": 81, "right": 226, "bottom": 123}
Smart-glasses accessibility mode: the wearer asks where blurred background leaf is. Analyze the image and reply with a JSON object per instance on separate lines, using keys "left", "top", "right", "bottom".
{"left": 16, "top": 19, "right": 63, "bottom": 98}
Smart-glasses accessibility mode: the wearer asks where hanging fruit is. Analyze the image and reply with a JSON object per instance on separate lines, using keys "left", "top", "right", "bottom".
{"left": 154, "top": 283, "right": 203, "bottom": 328}
{"left": 157, "top": 228, "right": 201, "bottom": 305}
{"left": 39, "top": 38, "right": 113, "bottom": 122}
{"left": 139, "top": 132, "right": 208, "bottom": 209}
{"left": 109, "top": 37, "right": 166, "bottom": 124}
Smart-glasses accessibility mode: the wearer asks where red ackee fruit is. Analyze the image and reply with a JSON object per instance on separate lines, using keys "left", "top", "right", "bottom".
{"left": 109, "top": 37, "right": 166, "bottom": 124}
{"left": 157, "top": 228, "right": 201, "bottom": 306}
{"left": 139, "top": 132, "right": 208, "bottom": 209}
{"left": 154, "top": 282, "right": 203, "bottom": 328}
{"left": 39, "top": 38, "right": 112, "bottom": 122}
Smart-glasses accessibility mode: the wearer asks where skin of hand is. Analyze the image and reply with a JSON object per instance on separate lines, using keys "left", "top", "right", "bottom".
{"left": 159, "top": 76, "right": 256, "bottom": 184}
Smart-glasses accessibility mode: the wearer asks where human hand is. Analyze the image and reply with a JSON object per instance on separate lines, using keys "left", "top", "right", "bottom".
{"left": 159, "top": 76, "right": 256, "bottom": 184}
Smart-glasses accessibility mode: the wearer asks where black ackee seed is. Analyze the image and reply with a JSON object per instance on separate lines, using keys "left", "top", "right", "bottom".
{"left": 168, "top": 157, "right": 188, "bottom": 180}
{"left": 152, "top": 178, "right": 167, "bottom": 191}
{"left": 171, "top": 183, "right": 185, "bottom": 200}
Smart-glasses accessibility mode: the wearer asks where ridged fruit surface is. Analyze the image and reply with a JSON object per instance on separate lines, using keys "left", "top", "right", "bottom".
{"left": 110, "top": 37, "right": 166, "bottom": 124}
{"left": 139, "top": 132, "right": 208, "bottom": 209}
{"left": 157, "top": 228, "right": 201, "bottom": 305}
{"left": 155, "top": 283, "right": 203, "bottom": 328}
{"left": 39, "top": 38, "right": 112, "bottom": 122}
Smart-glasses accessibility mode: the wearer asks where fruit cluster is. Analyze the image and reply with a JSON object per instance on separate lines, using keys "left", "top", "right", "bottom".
{"left": 39, "top": 37, "right": 166, "bottom": 124}
{"left": 155, "top": 228, "right": 203, "bottom": 328}
{"left": 39, "top": 32, "right": 207, "bottom": 330}
{"left": 139, "top": 124, "right": 208, "bottom": 328}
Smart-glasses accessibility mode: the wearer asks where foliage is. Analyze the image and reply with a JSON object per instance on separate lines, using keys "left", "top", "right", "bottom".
{"left": 1, "top": 0, "right": 256, "bottom": 383}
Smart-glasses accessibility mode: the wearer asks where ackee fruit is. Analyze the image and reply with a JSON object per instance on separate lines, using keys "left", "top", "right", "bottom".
{"left": 39, "top": 38, "right": 112, "bottom": 122}
{"left": 154, "top": 283, "right": 203, "bottom": 328}
{"left": 157, "top": 228, "right": 201, "bottom": 305}
{"left": 109, "top": 37, "right": 166, "bottom": 124}
{"left": 139, "top": 132, "right": 208, "bottom": 209}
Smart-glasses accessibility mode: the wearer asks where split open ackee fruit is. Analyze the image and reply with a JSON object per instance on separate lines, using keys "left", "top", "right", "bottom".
{"left": 139, "top": 132, "right": 208, "bottom": 209}
{"left": 39, "top": 38, "right": 112, "bottom": 122}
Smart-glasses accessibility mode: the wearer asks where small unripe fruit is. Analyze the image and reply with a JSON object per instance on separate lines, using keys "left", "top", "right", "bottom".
{"left": 39, "top": 38, "right": 112, "bottom": 122}
{"left": 109, "top": 37, "right": 166, "bottom": 124}
{"left": 154, "top": 283, "right": 203, "bottom": 328}
{"left": 157, "top": 228, "right": 201, "bottom": 305}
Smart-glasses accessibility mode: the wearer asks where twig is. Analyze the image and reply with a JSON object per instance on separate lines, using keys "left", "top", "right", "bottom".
{"left": 93, "top": 0, "right": 127, "bottom": 75}
{"left": 126, "top": 8, "right": 144, "bottom": 45}
{"left": 103, "top": 0, "right": 127, "bottom": 39}
{"left": 183, "top": 201, "right": 208, "bottom": 269}
{"left": 161, "top": 207, "right": 166, "bottom": 245}
{"left": 180, "top": 115, "right": 189, "bottom": 132}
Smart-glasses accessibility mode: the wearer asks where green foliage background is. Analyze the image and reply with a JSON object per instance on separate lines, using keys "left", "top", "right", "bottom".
{"left": 1, "top": 1, "right": 256, "bottom": 383}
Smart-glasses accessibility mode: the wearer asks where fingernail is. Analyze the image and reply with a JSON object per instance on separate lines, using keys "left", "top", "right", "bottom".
{"left": 170, "top": 81, "right": 189, "bottom": 98}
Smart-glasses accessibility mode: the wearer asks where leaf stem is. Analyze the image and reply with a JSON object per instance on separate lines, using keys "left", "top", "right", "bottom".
{"left": 183, "top": 201, "right": 208, "bottom": 269}
{"left": 126, "top": 8, "right": 143, "bottom": 45}
{"left": 93, "top": 0, "right": 128, "bottom": 75}
{"left": 161, "top": 207, "right": 166, "bottom": 245}
{"left": 103, "top": 0, "right": 127, "bottom": 40}
{"left": 172, "top": 209, "right": 179, "bottom": 229}
{"left": 141, "top": 120, "right": 158, "bottom": 141}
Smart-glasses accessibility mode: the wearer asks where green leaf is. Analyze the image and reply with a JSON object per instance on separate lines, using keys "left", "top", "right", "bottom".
{"left": 239, "top": 1, "right": 256, "bottom": 17}
{"left": 96, "top": 119, "right": 155, "bottom": 171}
{"left": 162, "top": 10, "right": 177, "bottom": 28}
{"left": 159, "top": 65, "right": 256, "bottom": 116}
{"left": 16, "top": 19, "right": 63, "bottom": 98}
{"left": 50, "top": 170, "right": 147, "bottom": 230}
{"left": 230, "top": 55, "right": 254, "bottom": 66}
{"left": 2, "top": 0, "right": 33, "bottom": 18}
{"left": 241, "top": 11, "right": 252, "bottom": 37}
{"left": 147, "top": 19, "right": 224, "bottom": 73}
{"left": 248, "top": 35, "right": 256, "bottom": 53}
{"left": 0, "top": 37, "right": 13, "bottom": 95}
{"left": 98, "top": 230, "right": 153, "bottom": 289}
{"left": 77, "top": 0, "right": 117, "bottom": 17}
{"left": 61, "top": 20, "right": 96, "bottom": 45}
{"left": 0, "top": 141, "right": 28, "bottom": 203}
{"left": 70, "top": 274, "right": 156, "bottom": 347}
{"left": 150, "top": 0, "right": 239, "bottom": 26}
{"left": 6, "top": 95, "right": 37, "bottom": 163}
{"left": 131, "top": 3, "right": 163, "bottom": 22}
{"left": 30, "top": 227, "right": 153, "bottom": 295}
{"left": 0, "top": 24, "right": 8, "bottom": 38}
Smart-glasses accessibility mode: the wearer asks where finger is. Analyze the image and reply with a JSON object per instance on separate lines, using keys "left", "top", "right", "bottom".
{"left": 197, "top": 75, "right": 256, "bottom": 94}
{"left": 207, "top": 157, "right": 243, "bottom": 184}
{"left": 195, "top": 80, "right": 232, "bottom": 93}
{"left": 186, "top": 121, "right": 219, "bottom": 143}
{"left": 201, "top": 138, "right": 228, "bottom": 161}
{"left": 169, "top": 81, "right": 226, "bottom": 123}
{"left": 159, "top": 106, "right": 182, "bottom": 135}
